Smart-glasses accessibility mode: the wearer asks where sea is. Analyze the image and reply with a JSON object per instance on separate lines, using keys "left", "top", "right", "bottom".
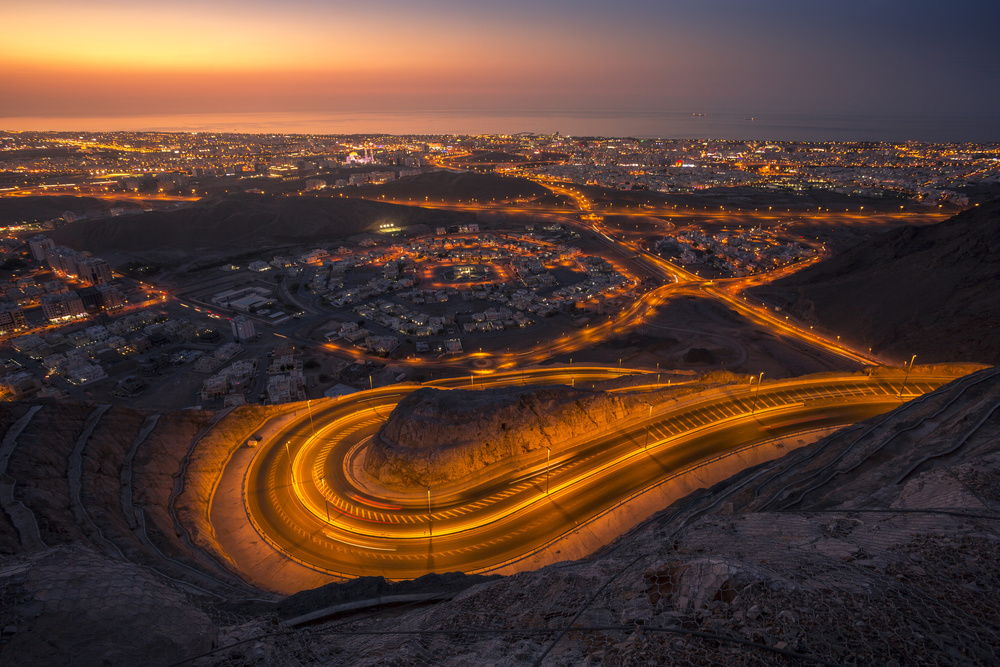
{"left": 2, "top": 110, "right": 997, "bottom": 143}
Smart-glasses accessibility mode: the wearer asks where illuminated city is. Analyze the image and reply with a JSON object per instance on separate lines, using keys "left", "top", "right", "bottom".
{"left": 1, "top": 1, "right": 999, "bottom": 665}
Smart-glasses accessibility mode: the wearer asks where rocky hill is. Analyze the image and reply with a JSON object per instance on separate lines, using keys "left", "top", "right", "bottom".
{"left": 0, "top": 195, "right": 142, "bottom": 226}
{"left": 48, "top": 193, "right": 465, "bottom": 257}
{"left": 364, "top": 385, "right": 650, "bottom": 489}
{"left": 1, "top": 368, "right": 999, "bottom": 665}
{"left": 751, "top": 200, "right": 1000, "bottom": 365}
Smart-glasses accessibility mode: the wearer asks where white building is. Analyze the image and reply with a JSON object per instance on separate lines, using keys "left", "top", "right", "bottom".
{"left": 231, "top": 315, "right": 256, "bottom": 342}
{"left": 28, "top": 235, "right": 55, "bottom": 262}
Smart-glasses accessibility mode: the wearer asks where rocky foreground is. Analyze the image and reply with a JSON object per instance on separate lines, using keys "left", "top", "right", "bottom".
{"left": 1, "top": 367, "right": 999, "bottom": 665}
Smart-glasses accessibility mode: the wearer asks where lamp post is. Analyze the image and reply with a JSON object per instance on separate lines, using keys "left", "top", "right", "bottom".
{"left": 544, "top": 446, "right": 551, "bottom": 495}
{"left": 285, "top": 440, "right": 297, "bottom": 488}
{"left": 899, "top": 354, "right": 917, "bottom": 398}
{"left": 751, "top": 372, "right": 764, "bottom": 414}
{"left": 642, "top": 403, "right": 653, "bottom": 450}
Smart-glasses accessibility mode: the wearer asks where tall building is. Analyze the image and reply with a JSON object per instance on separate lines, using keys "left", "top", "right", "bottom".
{"left": 44, "top": 246, "right": 84, "bottom": 276}
{"left": 77, "top": 258, "right": 113, "bottom": 286}
{"left": 27, "top": 235, "right": 55, "bottom": 262}
{"left": 41, "top": 292, "right": 85, "bottom": 321}
{"left": 96, "top": 284, "right": 124, "bottom": 310}
{"left": 231, "top": 315, "right": 256, "bottom": 342}
{"left": 77, "top": 286, "right": 103, "bottom": 312}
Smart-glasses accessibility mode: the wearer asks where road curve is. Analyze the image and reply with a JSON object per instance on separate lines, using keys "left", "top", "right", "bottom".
{"left": 241, "top": 368, "right": 950, "bottom": 579}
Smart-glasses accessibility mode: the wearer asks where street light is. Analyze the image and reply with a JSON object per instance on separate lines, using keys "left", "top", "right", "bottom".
{"left": 546, "top": 446, "right": 551, "bottom": 495}
{"left": 426, "top": 486, "right": 433, "bottom": 536}
{"left": 644, "top": 403, "right": 653, "bottom": 449}
{"left": 285, "top": 440, "right": 297, "bottom": 488}
{"left": 898, "top": 354, "right": 917, "bottom": 398}
{"left": 750, "top": 372, "right": 764, "bottom": 414}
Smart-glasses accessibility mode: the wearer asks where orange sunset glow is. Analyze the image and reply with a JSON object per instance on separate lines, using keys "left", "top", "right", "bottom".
{"left": 3, "top": 0, "right": 997, "bottom": 133}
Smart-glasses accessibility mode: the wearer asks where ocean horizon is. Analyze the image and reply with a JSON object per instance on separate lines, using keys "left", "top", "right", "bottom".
{"left": 2, "top": 110, "right": 997, "bottom": 144}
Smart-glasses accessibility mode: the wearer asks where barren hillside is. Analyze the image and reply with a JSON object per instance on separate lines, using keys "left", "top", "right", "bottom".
{"left": 751, "top": 200, "right": 1000, "bottom": 365}
{"left": 48, "top": 193, "right": 467, "bottom": 256}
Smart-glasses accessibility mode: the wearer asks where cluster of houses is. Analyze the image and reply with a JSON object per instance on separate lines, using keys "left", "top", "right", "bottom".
{"left": 199, "top": 357, "right": 256, "bottom": 406}
{"left": 658, "top": 229, "right": 814, "bottom": 276}
{"left": 198, "top": 343, "right": 304, "bottom": 406}
{"left": 6, "top": 311, "right": 168, "bottom": 389}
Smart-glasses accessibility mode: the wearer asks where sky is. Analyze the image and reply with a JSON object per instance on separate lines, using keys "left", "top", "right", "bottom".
{"left": 2, "top": 0, "right": 999, "bottom": 138}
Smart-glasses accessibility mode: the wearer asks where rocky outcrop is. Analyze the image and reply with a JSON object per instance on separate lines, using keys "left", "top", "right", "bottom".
{"left": 363, "top": 385, "right": 648, "bottom": 489}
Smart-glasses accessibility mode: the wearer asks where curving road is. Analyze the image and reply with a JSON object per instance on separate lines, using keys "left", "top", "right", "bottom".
{"left": 242, "top": 367, "right": 951, "bottom": 579}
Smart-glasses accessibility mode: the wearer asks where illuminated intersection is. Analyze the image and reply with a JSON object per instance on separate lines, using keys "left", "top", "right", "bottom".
{"left": 241, "top": 367, "right": 951, "bottom": 580}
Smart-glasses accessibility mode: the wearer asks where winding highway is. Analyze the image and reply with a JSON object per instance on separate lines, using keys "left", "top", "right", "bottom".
{"left": 243, "top": 367, "right": 951, "bottom": 579}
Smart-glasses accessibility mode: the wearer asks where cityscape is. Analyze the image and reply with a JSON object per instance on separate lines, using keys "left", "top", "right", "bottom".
{"left": 1, "top": 1, "right": 999, "bottom": 665}
{"left": 8, "top": 130, "right": 992, "bottom": 408}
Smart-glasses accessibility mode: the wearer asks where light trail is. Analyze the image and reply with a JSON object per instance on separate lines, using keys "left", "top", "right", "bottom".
{"left": 239, "top": 366, "right": 962, "bottom": 580}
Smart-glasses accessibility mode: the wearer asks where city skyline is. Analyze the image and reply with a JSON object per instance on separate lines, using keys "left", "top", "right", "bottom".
{"left": 3, "top": 0, "right": 1000, "bottom": 141}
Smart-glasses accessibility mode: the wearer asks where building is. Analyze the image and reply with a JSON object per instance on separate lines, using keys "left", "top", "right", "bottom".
{"left": 77, "top": 287, "right": 103, "bottom": 312}
{"left": 44, "top": 246, "right": 85, "bottom": 276}
{"left": 76, "top": 258, "right": 113, "bottom": 285}
{"left": 368, "top": 171, "right": 396, "bottom": 185}
{"left": 96, "top": 285, "right": 124, "bottom": 310}
{"left": 0, "top": 302, "right": 27, "bottom": 332}
{"left": 231, "top": 315, "right": 256, "bottom": 342}
{"left": 200, "top": 375, "right": 230, "bottom": 402}
{"left": 79, "top": 285, "right": 124, "bottom": 312}
{"left": 41, "top": 292, "right": 86, "bottom": 322}
{"left": 0, "top": 371, "right": 43, "bottom": 400}
{"left": 65, "top": 363, "right": 107, "bottom": 385}
{"left": 27, "top": 235, "right": 54, "bottom": 262}
{"left": 266, "top": 371, "right": 306, "bottom": 404}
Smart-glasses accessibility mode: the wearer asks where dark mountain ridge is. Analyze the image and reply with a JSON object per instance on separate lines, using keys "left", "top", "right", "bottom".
{"left": 751, "top": 200, "right": 1000, "bottom": 364}
{"left": 48, "top": 192, "right": 467, "bottom": 256}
